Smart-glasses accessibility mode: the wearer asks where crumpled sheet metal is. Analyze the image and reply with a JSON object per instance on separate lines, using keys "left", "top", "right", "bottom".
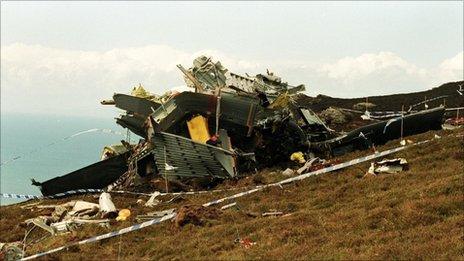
{"left": 150, "top": 91, "right": 258, "bottom": 135}
{"left": 33, "top": 152, "right": 130, "bottom": 196}
{"left": 152, "top": 132, "right": 237, "bottom": 179}
{"left": 312, "top": 107, "right": 445, "bottom": 156}
{"left": 375, "top": 158, "right": 408, "bottom": 174}
{"left": 365, "top": 157, "right": 409, "bottom": 177}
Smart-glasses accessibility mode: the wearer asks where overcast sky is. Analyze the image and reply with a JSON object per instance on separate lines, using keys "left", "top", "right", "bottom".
{"left": 1, "top": 1, "right": 463, "bottom": 117}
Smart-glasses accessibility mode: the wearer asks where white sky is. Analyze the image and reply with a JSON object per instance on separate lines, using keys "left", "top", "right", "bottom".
{"left": 1, "top": 1, "right": 463, "bottom": 117}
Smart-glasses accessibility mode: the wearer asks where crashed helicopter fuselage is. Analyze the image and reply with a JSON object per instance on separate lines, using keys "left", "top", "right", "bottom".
{"left": 33, "top": 56, "right": 445, "bottom": 196}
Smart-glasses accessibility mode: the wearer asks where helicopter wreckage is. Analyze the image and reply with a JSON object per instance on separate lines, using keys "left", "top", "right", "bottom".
{"left": 33, "top": 56, "right": 445, "bottom": 196}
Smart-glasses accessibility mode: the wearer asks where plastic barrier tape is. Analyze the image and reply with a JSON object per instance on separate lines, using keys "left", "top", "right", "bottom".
{"left": 1, "top": 187, "right": 254, "bottom": 200}
{"left": 202, "top": 140, "right": 430, "bottom": 207}
{"left": 1, "top": 189, "right": 104, "bottom": 200}
{"left": 21, "top": 213, "right": 176, "bottom": 260}
{"left": 20, "top": 139, "right": 432, "bottom": 260}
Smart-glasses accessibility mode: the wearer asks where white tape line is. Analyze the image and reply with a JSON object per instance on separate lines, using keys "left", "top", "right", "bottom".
{"left": 202, "top": 141, "right": 430, "bottom": 207}
{"left": 1, "top": 189, "right": 104, "bottom": 200}
{"left": 20, "top": 138, "right": 434, "bottom": 260}
{"left": 21, "top": 213, "right": 176, "bottom": 260}
{"left": 158, "top": 186, "right": 255, "bottom": 197}
{"left": 2, "top": 186, "right": 257, "bottom": 201}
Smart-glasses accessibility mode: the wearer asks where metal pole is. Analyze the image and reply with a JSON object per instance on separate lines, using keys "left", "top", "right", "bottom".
{"left": 215, "top": 89, "right": 221, "bottom": 135}
{"left": 161, "top": 101, "right": 168, "bottom": 117}
{"left": 126, "top": 129, "right": 130, "bottom": 143}
{"left": 164, "top": 146, "right": 169, "bottom": 193}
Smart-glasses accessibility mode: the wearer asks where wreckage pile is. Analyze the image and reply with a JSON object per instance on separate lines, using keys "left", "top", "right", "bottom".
{"left": 2, "top": 127, "right": 463, "bottom": 260}
{"left": 2, "top": 55, "right": 463, "bottom": 260}
{"left": 29, "top": 56, "right": 458, "bottom": 197}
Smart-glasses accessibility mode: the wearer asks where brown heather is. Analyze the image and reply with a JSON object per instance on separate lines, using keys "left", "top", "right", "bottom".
{"left": 1, "top": 128, "right": 463, "bottom": 260}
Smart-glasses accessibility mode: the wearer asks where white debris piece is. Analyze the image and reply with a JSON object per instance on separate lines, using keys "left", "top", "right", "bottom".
{"left": 68, "top": 201, "right": 99, "bottom": 217}
{"left": 282, "top": 168, "right": 294, "bottom": 176}
{"left": 363, "top": 163, "right": 377, "bottom": 178}
{"left": 145, "top": 191, "right": 161, "bottom": 207}
{"left": 262, "top": 211, "right": 284, "bottom": 217}
{"left": 361, "top": 110, "right": 371, "bottom": 120}
{"left": 50, "top": 221, "right": 72, "bottom": 234}
{"left": 297, "top": 157, "right": 325, "bottom": 174}
{"left": 51, "top": 219, "right": 110, "bottom": 234}
{"left": 366, "top": 158, "right": 408, "bottom": 177}
{"left": 99, "top": 192, "right": 118, "bottom": 218}
{"left": 375, "top": 158, "right": 408, "bottom": 174}
{"left": 368, "top": 163, "right": 376, "bottom": 174}
{"left": 165, "top": 163, "right": 178, "bottom": 171}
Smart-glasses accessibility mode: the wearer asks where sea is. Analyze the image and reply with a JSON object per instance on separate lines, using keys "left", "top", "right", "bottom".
{"left": 0, "top": 113, "right": 125, "bottom": 205}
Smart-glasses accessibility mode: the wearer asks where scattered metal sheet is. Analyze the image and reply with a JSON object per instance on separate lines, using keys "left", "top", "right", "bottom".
{"left": 375, "top": 158, "right": 408, "bottom": 174}
{"left": 152, "top": 132, "right": 237, "bottom": 179}
{"left": 31, "top": 218, "right": 55, "bottom": 235}
{"left": 313, "top": 107, "right": 445, "bottom": 156}
{"left": 33, "top": 152, "right": 130, "bottom": 196}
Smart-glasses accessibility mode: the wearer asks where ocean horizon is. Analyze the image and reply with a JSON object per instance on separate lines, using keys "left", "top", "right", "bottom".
{"left": 0, "top": 112, "right": 125, "bottom": 205}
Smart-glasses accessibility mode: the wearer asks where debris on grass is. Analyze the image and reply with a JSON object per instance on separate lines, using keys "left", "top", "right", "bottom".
{"left": 262, "top": 211, "right": 284, "bottom": 217}
{"left": 136, "top": 208, "right": 176, "bottom": 222}
{"left": 99, "top": 192, "right": 118, "bottom": 219}
{"left": 282, "top": 168, "right": 295, "bottom": 176}
{"left": 0, "top": 241, "right": 24, "bottom": 261}
{"left": 235, "top": 237, "right": 257, "bottom": 249}
{"left": 174, "top": 205, "right": 220, "bottom": 228}
{"left": 364, "top": 158, "right": 409, "bottom": 177}
{"left": 115, "top": 209, "right": 131, "bottom": 221}
{"left": 145, "top": 191, "right": 161, "bottom": 207}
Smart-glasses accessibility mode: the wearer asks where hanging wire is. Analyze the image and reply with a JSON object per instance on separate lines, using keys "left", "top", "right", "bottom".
{"left": 1, "top": 128, "right": 124, "bottom": 167}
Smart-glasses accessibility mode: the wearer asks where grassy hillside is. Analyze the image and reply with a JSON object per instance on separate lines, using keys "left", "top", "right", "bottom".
{"left": 1, "top": 127, "right": 463, "bottom": 260}
{"left": 297, "top": 81, "right": 464, "bottom": 112}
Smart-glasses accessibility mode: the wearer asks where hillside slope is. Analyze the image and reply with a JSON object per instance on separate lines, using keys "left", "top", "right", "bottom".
{"left": 1, "top": 128, "right": 463, "bottom": 260}
{"left": 297, "top": 81, "right": 464, "bottom": 112}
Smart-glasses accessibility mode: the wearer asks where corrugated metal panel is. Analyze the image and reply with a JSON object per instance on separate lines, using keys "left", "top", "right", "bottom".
{"left": 152, "top": 132, "right": 237, "bottom": 179}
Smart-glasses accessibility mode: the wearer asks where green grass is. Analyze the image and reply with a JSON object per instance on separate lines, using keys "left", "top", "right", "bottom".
{"left": 1, "top": 128, "right": 463, "bottom": 260}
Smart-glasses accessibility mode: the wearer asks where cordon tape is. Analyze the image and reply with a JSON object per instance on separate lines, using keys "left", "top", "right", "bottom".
{"left": 21, "top": 213, "right": 176, "bottom": 260}
{"left": 1, "top": 186, "right": 259, "bottom": 201}
{"left": 20, "top": 138, "right": 434, "bottom": 260}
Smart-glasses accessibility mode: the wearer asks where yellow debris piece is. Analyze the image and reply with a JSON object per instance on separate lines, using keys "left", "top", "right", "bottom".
{"left": 131, "top": 83, "right": 151, "bottom": 99}
{"left": 116, "top": 209, "right": 131, "bottom": 221}
{"left": 187, "top": 115, "right": 211, "bottom": 143}
{"left": 268, "top": 92, "right": 290, "bottom": 109}
{"left": 290, "top": 151, "right": 306, "bottom": 164}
